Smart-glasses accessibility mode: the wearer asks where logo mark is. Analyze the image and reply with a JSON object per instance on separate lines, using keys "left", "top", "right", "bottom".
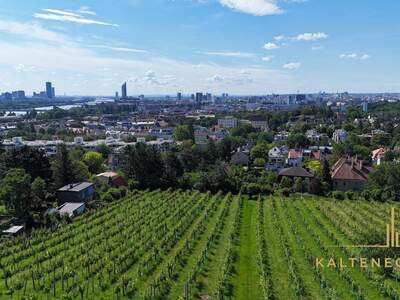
{"left": 333, "top": 207, "right": 399, "bottom": 248}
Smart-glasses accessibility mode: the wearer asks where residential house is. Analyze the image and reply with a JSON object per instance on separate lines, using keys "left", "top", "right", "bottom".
{"left": 231, "top": 148, "right": 249, "bottom": 166}
{"left": 331, "top": 157, "right": 373, "bottom": 191}
{"left": 96, "top": 172, "right": 127, "bottom": 187}
{"left": 286, "top": 149, "right": 303, "bottom": 167}
{"left": 56, "top": 182, "right": 95, "bottom": 205}
{"left": 306, "top": 129, "right": 328, "bottom": 143}
{"left": 249, "top": 117, "right": 268, "bottom": 130}
{"left": 194, "top": 127, "right": 209, "bottom": 145}
{"left": 278, "top": 167, "right": 314, "bottom": 179}
{"left": 218, "top": 116, "right": 238, "bottom": 128}
{"left": 274, "top": 131, "right": 289, "bottom": 142}
{"left": 372, "top": 148, "right": 386, "bottom": 165}
{"left": 267, "top": 146, "right": 288, "bottom": 171}
{"left": 332, "top": 129, "right": 348, "bottom": 143}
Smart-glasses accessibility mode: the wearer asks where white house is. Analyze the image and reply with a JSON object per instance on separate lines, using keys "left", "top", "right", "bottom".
{"left": 266, "top": 146, "right": 288, "bottom": 171}
{"left": 333, "top": 129, "right": 348, "bottom": 143}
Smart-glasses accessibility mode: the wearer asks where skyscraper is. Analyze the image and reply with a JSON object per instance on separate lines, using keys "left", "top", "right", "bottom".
{"left": 121, "top": 82, "right": 127, "bottom": 99}
{"left": 177, "top": 92, "right": 182, "bottom": 101}
{"left": 195, "top": 92, "right": 203, "bottom": 106}
{"left": 46, "top": 82, "right": 53, "bottom": 99}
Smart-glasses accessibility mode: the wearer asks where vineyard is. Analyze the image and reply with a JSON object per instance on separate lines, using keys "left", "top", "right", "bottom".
{"left": 1, "top": 190, "right": 400, "bottom": 299}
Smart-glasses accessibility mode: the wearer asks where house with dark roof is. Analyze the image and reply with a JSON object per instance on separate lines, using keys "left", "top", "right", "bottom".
{"left": 278, "top": 167, "right": 314, "bottom": 179}
{"left": 56, "top": 182, "right": 95, "bottom": 205}
{"left": 231, "top": 148, "right": 249, "bottom": 166}
{"left": 331, "top": 157, "right": 373, "bottom": 191}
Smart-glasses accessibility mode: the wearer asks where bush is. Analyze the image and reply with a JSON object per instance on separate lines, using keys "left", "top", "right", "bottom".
{"left": 278, "top": 188, "right": 291, "bottom": 197}
{"left": 332, "top": 191, "right": 346, "bottom": 200}
{"left": 345, "top": 191, "right": 355, "bottom": 200}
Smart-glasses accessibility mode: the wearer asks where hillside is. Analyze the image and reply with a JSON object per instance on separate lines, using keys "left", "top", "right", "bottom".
{"left": 0, "top": 190, "right": 399, "bottom": 299}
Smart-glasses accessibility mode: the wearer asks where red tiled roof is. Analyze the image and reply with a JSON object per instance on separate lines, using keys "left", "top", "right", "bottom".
{"left": 372, "top": 148, "right": 386, "bottom": 160}
{"left": 288, "top": 149, "right": 303, "bottom": 159}
{"left": 331, "top": 157, "right": 372, "bottom": 182}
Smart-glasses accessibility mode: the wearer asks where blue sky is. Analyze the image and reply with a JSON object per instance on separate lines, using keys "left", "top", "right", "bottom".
{"left": 0, "top": 0, "right": 399, "bottom": 96}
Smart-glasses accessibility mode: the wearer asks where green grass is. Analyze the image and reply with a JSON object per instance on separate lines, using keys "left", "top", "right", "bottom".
{"left": 1, "top": 192, "right": 400, "bottom": 299}
{"left": 230, "top": 199, "right": 263, "bottom": 300}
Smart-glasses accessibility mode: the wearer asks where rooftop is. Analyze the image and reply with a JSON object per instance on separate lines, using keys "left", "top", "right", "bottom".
{"left": 58, "top": 182, "right": 93, "bottom": 192}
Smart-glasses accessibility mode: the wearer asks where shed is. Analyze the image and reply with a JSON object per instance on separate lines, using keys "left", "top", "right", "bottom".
{"left": 57, "top": 202, "right": 86, "bottom": 218}
{"left": 2, "top": 225, "right": 24, "bottom": 236}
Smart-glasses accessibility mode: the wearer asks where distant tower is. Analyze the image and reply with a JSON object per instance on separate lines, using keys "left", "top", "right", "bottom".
{"left": 362, "top": 101, "right": 368, "bottom": 112}
{"left": 46, "top": 82, "right": 53, "bottom": 99}
{"left": 121, "top": 82, "right": 127, "bottom": 99}
{"left": 195, "top": 92, "right": 203, "bottom": 108}
{"left": 177, "top": 92, "right": 182, "bottom": 101}
{"left": 115, "top": 92, "right": 119, "bottom": 100}
{"left": 51, "top": 87, "right": 55, "bottom": 98}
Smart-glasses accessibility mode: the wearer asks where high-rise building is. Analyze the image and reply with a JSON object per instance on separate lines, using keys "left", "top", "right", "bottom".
{"left": 115, "top": 92, "right": 119, "bottom": 100}
{"left": 177, "top": 92, "right": 182, "bottom": 101}
{"left": 52, "top": 87, "right": 55, "bottom": 98}
{"left": 12, "top": 90, "right": 26, "bottom": 99}
{"left": 121, "top": 82, "right": 127, "bottom": 99}
{"left": 195, "top": 92, "right": 203, "bottom": 106}
{"left": 46, "top": 82, "right": 53, "bottom": 99}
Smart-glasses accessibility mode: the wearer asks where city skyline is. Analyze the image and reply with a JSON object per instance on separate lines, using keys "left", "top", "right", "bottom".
{"left": 0, "top": 0, "right": 399, "bottom": 95}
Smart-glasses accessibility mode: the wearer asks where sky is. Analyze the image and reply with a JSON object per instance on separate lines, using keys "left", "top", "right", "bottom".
{"left": 0, "top": 0, "right": 399, "bottom": 96}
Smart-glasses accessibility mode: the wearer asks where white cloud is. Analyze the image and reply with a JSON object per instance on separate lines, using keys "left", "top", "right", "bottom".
{"left": 261, "top": 56, "right": 274, "bottom": 61}
{"left": 218, "top": 0, "right": 283, "bottom": 16}
{"left": 311, "top": 46, "right": 322, "bottom": 51}
{"left": 14, "top": 64, "right": 36, "bottom": 73}
{"left": 0, "top": 20, "right": 68, "bottom": 44}
{"left": 339, "top": 53, "right": 371, "bottom": 60}
{"left": 263, "top": 42, "right": 279, "bottom": 50}
{"left": 34, "top": 9, "right": 118, "bottom": 27}
{"left": 274, "top": 35, "right": 286, "bottom": 41}
{"left": 42, "top": 9, "right": 82, "bottom": 18}
{"left": 283, "top": 62, "right": 301, "bottom": 70}
{"left": 0, "top": 19, "right": 293, "bottom": 94}
{"left": 294, "top": 32, "right": 328, "bottom": 41}
{"left": 87, "top": 45, "right": 148, "bottom": 53}
{"left": 77, "top": 6, "right": 97, "bottom": 16}
{"left": 201, "top": 51, "right": 256, "bottom": 58}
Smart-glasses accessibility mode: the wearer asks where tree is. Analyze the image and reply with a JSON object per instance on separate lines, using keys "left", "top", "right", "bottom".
{"left": 306, "top": 160, "right": 322, "bottom": 176}
{"left": 52, "top": 145, "right": 76, "bottom": 188}
{"left": 95, "top": 144, "right": 111, "bottom": 159}
{"left": 163, "top": 152, "right": 184, "bottom": 187}
{"left": 173, "top": 125, "right": 194, "bottom": 142}
{"left": 0, "top": 168, "right": 31, "bottom": 218}
{"left": 0, "top": 146, "right": 52, "bottom": 183}
{"left": 122, "top": 143, "right": 164, "bottom": 189}
{"left": 287, "top": 133, "right": 309, "bottom": 149}
{"left": 368, "top": 163, "right": 400, "bottom": 201}
{"left": 31, "top": 177, "right": 47, "bottom": 210}
{"left": 322, "top": 159, "right": 332, "bottom": 187}
{"left": 83, "top": 151, "right": 104, "bottom": 174}
{"left": 250, "top": 142, "right": 270, "bottom": 160}
{"left": 253, "top": 158, "right": 266, "bottom": 168}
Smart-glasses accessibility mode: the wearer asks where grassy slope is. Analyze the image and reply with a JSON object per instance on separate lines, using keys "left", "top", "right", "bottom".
{"left": 230, "top": 199, "right": 263, "bottom": 300}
